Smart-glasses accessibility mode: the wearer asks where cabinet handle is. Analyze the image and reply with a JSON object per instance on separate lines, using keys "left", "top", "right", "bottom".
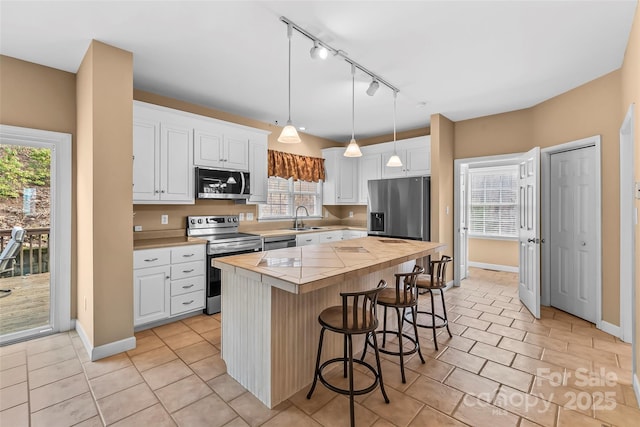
{"left": 166, "top": 276, "right": 170, "bottom": 279}
{"left": 327, "top": 237, "right": 333, "bottom": 240}
{"left": 144, "top": 258, "right": 158, "bottom": 262}
{"left": 182, "top": 253, "right": 194, "bottom": 258}
{"left": 154, "top": 190, "right": 159, "bottom": 194}
{"left": 182, "top": 269, "right": 194, "bottom": 273}
{"left": 182, "top": 284, "right": 194, "bottom": 289}
{"left": 161, "top": 190, "right": 165, "bottom": 193}
{"left": 182, "top": 300, "right": 194, "bottom": 305}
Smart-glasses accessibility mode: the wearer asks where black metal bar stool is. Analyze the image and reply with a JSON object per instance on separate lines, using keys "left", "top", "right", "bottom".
{"left": 408, "top": 255, "right": 453, "bottom": 350}
{"left": 361, "top": 265, "right": 425, "bottom": 383}
{"left": 307, "top": 280, "right": 389, "bottom": 427}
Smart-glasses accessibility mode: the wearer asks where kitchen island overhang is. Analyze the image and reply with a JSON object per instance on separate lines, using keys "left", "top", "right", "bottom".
{"left": 214, "top": 237, "right": 445, "bottom": 408}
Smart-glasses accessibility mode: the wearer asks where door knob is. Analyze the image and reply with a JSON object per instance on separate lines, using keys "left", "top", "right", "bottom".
{"left": 527, "top": 238, "right": 536, "bottom": 243}
{"left": 581, "top": 241, "right": 587, "bottom": 246}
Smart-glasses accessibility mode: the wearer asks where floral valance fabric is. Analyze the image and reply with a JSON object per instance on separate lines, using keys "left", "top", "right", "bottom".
{"left": 267, "top": 150, "right": 326, "bottom": 183}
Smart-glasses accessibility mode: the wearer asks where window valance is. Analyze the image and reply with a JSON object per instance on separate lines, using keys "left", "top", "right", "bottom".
{"left": 267, "top": 150, "right": 326, "bottom": 183}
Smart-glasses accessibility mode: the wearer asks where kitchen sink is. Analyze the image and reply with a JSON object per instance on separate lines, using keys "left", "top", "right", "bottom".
{"left": 285, "top": 226, "right": 325, "bottom": 231}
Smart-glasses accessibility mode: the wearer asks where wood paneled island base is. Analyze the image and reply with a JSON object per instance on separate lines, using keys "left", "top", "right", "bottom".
{"left": 214, "top": 237, "right": 445, "bottom": 408}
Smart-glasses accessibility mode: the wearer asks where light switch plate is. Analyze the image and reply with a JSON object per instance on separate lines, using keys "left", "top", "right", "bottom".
{"left": 161, "top": 214, "right": 168, "bottom": 225}
{"left": 239, "top": 213, "right": 245, "bottom": 221}
{"left": 246, "top": 212, "right": 254, "bottom": 221}
{"left": 134, "top": 225, "right": 142, "bottom": 232}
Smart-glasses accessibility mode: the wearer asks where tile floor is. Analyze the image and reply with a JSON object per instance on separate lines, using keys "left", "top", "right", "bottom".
{"left": 0, "top": 268, "right": 638, "bottom": 426}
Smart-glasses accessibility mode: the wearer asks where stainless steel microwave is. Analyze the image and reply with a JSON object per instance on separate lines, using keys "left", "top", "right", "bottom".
{"left": 196, "top": 167, "right": 250, "bottom": 200}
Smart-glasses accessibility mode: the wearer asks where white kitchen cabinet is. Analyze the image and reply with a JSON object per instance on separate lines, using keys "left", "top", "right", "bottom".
{"left": 317, "top": 230, "right": 342, "bottom": 243}
{"left": 193, "top": 124, "right": 249, "bottom": 171}
{"left": 248, "top": 135, "right": 268, "bottom": 203}
{"left": 381, "top": 137, "right": 430, "bottom": 179}
{"left": 134, "top": 244, "right": 205, "bottom": 327}
{"left": 322, "top": 148, "right": 359, "bottom": 205}
{"left": 296, "top": 233, "right": 319, "bottom": 247}
{"left": 342, "top": 230, "right": 367, "bottom": 240}
{"left": 358, "top": 153, "right": 382, "bottom": 204}
{"left": 133, "top": 104, "right": 194, "bottom": 204}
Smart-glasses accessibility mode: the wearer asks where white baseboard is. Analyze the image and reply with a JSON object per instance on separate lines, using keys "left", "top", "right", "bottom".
{"left": 634, "top": 373, "right": 640, "bottom": 408}
{"left": 597, "top": 320, "right": 621, "bottom": 339}
{"left": 75, "top": 321, "right": 136, "bottom": 362}
{"left": 468, "top": 261, "right": 518, "bottom": 273}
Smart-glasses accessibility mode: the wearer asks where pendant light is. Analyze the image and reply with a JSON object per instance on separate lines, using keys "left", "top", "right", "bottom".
{"left": 278, "top": 23, "right": 301, "bottom": 144}
{"left": 344, "top": 65, "right": 362, "bottom": 157}
{"left": 386, "top": 90, "right": 403, "bottom": 167}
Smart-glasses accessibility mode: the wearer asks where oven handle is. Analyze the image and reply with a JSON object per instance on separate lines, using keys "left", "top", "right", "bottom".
{"left": 210, "top": 242, "right": 262, "bottom": 256}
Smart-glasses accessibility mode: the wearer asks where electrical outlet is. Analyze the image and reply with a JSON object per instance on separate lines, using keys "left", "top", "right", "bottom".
{"left": 246, "top": 212, "right": 254, "bottom": 221}
{"left": 239, "top": 213, "right": 245, "bottom": 221}
{"left": 134, "top": 225, "right": 142, "bottom": 232}
{"left": 349, "top": 211, "right": 353, "bottom": 218}
{"left": 161, "top": 214, "right": 168, "bottom": 225}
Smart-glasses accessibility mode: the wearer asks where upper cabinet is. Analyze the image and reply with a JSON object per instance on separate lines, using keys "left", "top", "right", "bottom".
{"left": 358, "top": 152, "right": 382, "bottom": 205}
{"left": 381, "top": 136, "right": 431, "bottom": 179}
{"left": 322, "top": 148, "right": 359, "bottom": 205}
{"left": 193, "top": 124, "right": 249, "bottom": 171}
{"left": 133, "top": 110, "right": 193, "bottom": 204}
{"left": 133, "top": 101, "right": 270, "bottom": 205}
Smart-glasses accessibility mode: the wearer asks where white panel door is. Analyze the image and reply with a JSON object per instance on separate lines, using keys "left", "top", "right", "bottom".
{"left": 224, "top": 132, "right": 249, "bottom": 171}
{"left": 518, "top": 147, "right": 540, "bottom": 318}
{"left": 194, "top": 128, "right": 224, "bottom": 168}
{"left": 337, "top": 156, "right": 358, "bottom": 203}
{"left": 161, "top": 123, "right": 193, "bottom": 202}
{"left": 549, "top": 147, "right": 597, "bottom": 322}
{"left": 134, "top": 265, "right": 170, "bottom": 326}
{"left": 459, "top": 165, "right": 469, "bottom": 280}
{"left": 405, "top": 146, "right": 431, "bottom": 176}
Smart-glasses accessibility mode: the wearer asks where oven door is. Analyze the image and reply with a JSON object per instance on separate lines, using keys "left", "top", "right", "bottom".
{"left": 207, "top": 246, "right": 261, "bottom": 315}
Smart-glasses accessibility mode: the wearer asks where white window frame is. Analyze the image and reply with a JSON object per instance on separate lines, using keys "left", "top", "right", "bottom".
{"left": 258, "top": 177, "right": 323, "bottom": 221}
{"left": 468, "top": 165, "right": 518, "bottom": 240}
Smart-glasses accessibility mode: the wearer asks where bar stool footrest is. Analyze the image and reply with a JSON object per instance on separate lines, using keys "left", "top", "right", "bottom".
{"left": 368, "top": 330, "right": 420, "bottom": 357}
{"left": 406, "top": 310, "right": 448, "bottom": 329}
{"left": 317, "top": 357, "right": 381, "bottom": 397}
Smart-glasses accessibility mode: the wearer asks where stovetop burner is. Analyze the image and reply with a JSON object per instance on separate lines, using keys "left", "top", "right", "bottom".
{"left": 187, "top": 215, "right": 262, "bottom": 255}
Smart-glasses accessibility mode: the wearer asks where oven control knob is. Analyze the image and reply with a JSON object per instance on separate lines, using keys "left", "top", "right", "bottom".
{"left": 198, "top": 219, "right": 203, "bottom": 224}
{"left": 190, "top": 219, "right": 195, "bottom": 224}
{"left": 227, "top": 217, "right": 232, "bottom": 223}
{"left": 232, "top": 218, "right": 238, "bottom": 223}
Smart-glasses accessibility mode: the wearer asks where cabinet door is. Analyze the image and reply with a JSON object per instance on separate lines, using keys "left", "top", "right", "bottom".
{"left": 161, "top": 123, "right": 194, "bottom": 203}
{"left": 248, "top": 136, "right": 268, "bottom": 203}
{"left": 359, "top": 153, "right": 382, "bottom": 204}
{"left": 318, "top": 231, "right": 341, "bottom": 243}
{"left": 381, "top": 150, "right": 407, "bottom": 179}
{"left": 133, "top": 118, "right": 161, "bottom": 201}
{"left": 194, "top": 128, "right": 224, "bottom": 168}
{"left": 134, "top": 265, "right": 170, "bottom": 326}
{"left": 405, "top": 146, "right": 430, "bottom": 176}
{"left": 224, "top": 132, "right": 249, "bottom": 171}
{"left": 337, "top": 156, "right": 358, "bottom": 204}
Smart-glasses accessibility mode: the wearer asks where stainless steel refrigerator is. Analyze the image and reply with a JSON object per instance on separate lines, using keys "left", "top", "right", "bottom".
{"left": 367, "top": 176, "right": 430, "bottom": 240}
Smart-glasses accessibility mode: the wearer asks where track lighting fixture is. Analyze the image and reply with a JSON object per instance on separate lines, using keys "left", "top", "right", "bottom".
{"left": 386, "top": 91, "right": 403, "bottom": 167}
{"left": 366, "top": 79, "right": 380, "bottom": 96}
{"left": 310, "top": 41, "right": 328, "bottom": 60}
{"left": 344, "top": 65, "right": 363, "bottom": 158}
{"left": 278, "top": 23, "right": 301, "bottom": 144}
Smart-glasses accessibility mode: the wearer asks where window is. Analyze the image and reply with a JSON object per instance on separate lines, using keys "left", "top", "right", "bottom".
{"left": 258, "top": 177, "right": 322, "bottom": 219}
{"left": 469, "top": 166, "right": 518, "bottom": 238}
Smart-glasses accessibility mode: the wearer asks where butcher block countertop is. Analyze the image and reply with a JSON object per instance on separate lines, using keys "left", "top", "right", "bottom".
{"left": 214, "top": 236, "right": 445, "bottom": 294}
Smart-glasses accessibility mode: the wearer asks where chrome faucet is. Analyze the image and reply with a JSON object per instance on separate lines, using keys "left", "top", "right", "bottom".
{"left": 293, "top": 205, "right": 310, "bottom": 229}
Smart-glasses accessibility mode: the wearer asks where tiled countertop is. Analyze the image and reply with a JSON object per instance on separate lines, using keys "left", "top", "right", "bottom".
{"left": 214, "top": 236, "right": 444, "bottom": 294}
{"left": 254, "top": 225, "right": 366, "bottom": 238}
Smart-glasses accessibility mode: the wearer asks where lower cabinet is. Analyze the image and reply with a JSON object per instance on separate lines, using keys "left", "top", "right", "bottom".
{"left": 134, "top": 244, "right": 206, "bottom": 327}
{"left": 342, "top": 230, "right": 367, "bottom": 240}
{"left": 296, "top": 234, "right": 319, "bottom": 247}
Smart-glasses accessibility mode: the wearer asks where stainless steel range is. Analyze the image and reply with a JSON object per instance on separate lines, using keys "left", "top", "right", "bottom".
{"left": 187, "top": 215, "right": 261, "bottom": 314}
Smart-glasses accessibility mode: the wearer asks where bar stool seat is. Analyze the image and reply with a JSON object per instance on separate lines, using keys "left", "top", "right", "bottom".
{"left": 408, "top": 255, "right": 453, "bottom": 351}
{"left": 362, "top": 265, "right": 425, "bottom": 383}
{"left": 307, "top": 280, "right": 389, "bottom": 427}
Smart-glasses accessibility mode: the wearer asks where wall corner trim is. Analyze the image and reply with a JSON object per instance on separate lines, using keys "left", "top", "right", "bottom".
{"left": 597, "top": 320, "right": 621, "bottom": 339}
{"left": 75, "top": 322, "right": 136, "bottom": 361}
{"left": 633, "top": 373, "right": 640, "bottom": 408}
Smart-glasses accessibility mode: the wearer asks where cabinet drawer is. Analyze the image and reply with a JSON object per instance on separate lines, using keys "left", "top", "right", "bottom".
{"left": 171, "top": 291, "right": 205, "bottom": 316}
{"left": 171, "top": 261, "right": 205, "bottom": 280}
{"left": 171, "top": 276, "right": 205, "bottom": 297}
{"left": 171, "top": 245, "right": 205, "bottom": 263}
{"left": 134, "top": 248, "right": 170, "bottom": 269}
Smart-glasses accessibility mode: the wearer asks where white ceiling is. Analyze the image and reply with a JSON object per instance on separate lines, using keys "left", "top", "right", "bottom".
{"left": 0, "top": 1, "right": 636, "bottom": 142}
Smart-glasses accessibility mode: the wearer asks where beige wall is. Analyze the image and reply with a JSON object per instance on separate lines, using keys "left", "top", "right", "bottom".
{"left": 454, "top": 70, "right": 623, "bottom": 326}
{"left": 620, "top": 2, "right": 640, "bottom": 391}
{"left": 76, "top": 41, "right": 134, "bottom": 347}
{"left": 431, "top": 114, "right": 455, "bottom": 281}
{"left": 468, "top": 239, "right": 519, "bottom": 267}
{"left": 358, "top": 127, "right": 430, "bottom": 147}
{"left": 0, "top": 55, "right": 78, "bottom": 316}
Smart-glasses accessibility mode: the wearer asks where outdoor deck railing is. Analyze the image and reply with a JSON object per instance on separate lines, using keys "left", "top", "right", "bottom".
{"left": 0, "top": 227, "right": 50, "bottom": 276}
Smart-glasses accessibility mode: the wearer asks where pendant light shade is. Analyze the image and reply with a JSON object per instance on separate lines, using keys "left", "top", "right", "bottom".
{"left": 344, "top": 65, "right": 362, "bottom": 157}
{"left": 386, "top": 90, "right": 403, "bottom": 167}
{"left": 278, "top": 23, "right": 301, "bottom": 144}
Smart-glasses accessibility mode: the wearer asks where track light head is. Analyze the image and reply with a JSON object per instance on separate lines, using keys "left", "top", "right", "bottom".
{"left": 366, "top": 79, "right": 380, "bottom": 96}
{"left": 310, "top": 41, "right": 328, "bottom": 60}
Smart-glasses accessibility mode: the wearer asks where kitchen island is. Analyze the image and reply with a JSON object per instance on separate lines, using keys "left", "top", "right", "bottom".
{"left": 213, "top": 237, "right": 445, "bottom": 408}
